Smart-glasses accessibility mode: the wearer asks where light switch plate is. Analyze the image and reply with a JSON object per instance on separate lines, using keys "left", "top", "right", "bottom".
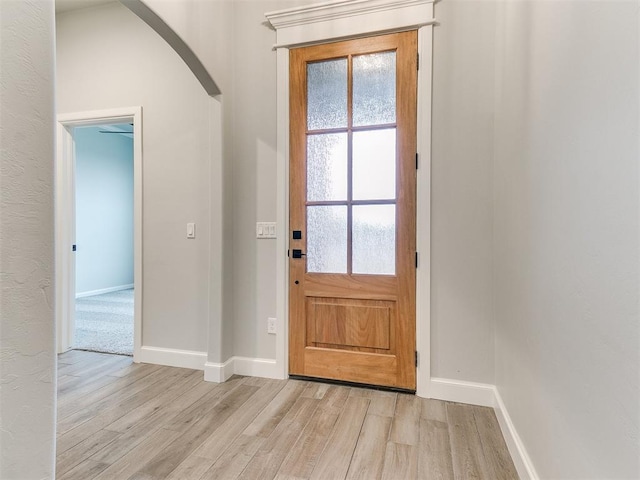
{"left": 256, "top": 222, "right": 276, "bottom": 239}
{"left": 187, "top": 223, "right": 196, "bottom": 239}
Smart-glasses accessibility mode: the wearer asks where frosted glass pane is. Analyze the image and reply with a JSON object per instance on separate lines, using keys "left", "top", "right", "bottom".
{"left": 353, "top": 205, "right": 395, "bottom": 275}
{"left": 307, "top": 206, "right": 347, "bottom": 273}
{"left": 307, "top": 133, "right": 348, "bottom": 201}
{"left": 352, "top": 129, "right": 396, "bottom": 201}
{"left": 307, "top": 59, "right": 348, "bottom": 130}
{"left": 353, "top": 52, "right": 396, "bottom": 127}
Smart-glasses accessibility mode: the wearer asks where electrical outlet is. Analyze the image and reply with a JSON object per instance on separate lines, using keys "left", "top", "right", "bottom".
{"left": 267, "top": 317, "right": 276, "bottom": 334}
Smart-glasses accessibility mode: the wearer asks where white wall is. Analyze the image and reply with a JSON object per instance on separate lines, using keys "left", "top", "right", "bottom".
{"left": 57, "top": 2, "right": 212, "bottom": 353}
{"left": 75, "top": 126, "right": 134, "bottom": 295}
{"left": 230, "top": 0, "right": 286, "bottom": 359}
{"left": 120, "top": 0, "right": 236, "bottom": 363}
{"left": 493, "top": 1, "right": 640, "bottom": 478}
{"left": 0, "top": 0, "right": 57, "bottom": 477}
{"left": 133, "top": 0, "right": 233, "bottom": 95}
{"left": 431, "top": 0, "right": 496, "bottom": 383}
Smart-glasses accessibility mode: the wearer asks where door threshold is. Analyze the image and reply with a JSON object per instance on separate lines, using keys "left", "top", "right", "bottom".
{"left": 289, "top": 374, "right": 416, "bottom": 395}
{"left": 71, "top": 348, "right": 132, "bottom": 357}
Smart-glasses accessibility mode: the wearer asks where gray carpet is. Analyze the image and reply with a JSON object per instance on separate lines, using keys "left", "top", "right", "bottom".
{"left": 74, "top": 289, "right": 134, "bottom": 356}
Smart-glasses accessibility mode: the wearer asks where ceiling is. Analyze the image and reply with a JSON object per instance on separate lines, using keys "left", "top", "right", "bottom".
{"left": 55, "top": 0, "right": 116, "bottom": 14}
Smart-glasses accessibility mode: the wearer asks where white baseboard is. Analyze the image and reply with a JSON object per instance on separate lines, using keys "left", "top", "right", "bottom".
{"left": 493, "top": 388, "right": 539, "bottom": 480}
{"left": 203, "top": 356, "right": 280, "bottom": 383}
{"left": 428, "top": 377, "right": 538, "bottom": 480}
{"left": 137, "top": 346, "right": 206, "bottom": 371}
{"left": 76, "top": 283, "right": 134, "bottom": 298}
{"left": 203, "top": 357, "right": 235, "bottom": 383}
{"left": 233, "top": 356, "right": 279, "bottom": 378}
{"left": 429, "top": 377, "right": 496, "bottom": 407}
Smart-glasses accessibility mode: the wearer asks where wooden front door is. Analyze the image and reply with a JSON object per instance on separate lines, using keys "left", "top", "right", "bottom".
{"left": 289, "top": 32, "right": 417, "bottom": 390}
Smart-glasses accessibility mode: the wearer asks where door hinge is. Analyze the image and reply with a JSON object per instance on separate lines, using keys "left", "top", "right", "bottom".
{"left": 415, "top": 252, "right": 418, "bottom": 268}
{"left": 416, "top": 153, "right": 419, "bottom": 169}
{"left": 287, "top": 249, "right": 290, "bottom": 258}
{"left": 415, "top": 350, "right": 419, "bottom": 367}
{"left": 417, "top": 53, "right": 420, "bottom": 70}
{"left": 72, "top": 244, "right": 77, "bottom": 252}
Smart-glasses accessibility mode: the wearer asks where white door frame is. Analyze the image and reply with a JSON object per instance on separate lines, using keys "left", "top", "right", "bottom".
{"left": 266, "top": 0, "right": 435, "bottom": 397}
{"left": 55, "top": 107, "right": 143, "bottom": 361}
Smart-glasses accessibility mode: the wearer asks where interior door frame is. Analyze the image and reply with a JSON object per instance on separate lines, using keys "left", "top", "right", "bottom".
{"left": 267, "top": 0, "right": 435, "bottom": 397}
{"left": 55, "top": 107, "right": 143, "bottom": 362}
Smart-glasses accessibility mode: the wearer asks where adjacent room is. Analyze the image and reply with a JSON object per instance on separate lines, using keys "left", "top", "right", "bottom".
{"left": 73, "top": 124, "right": 134, "bottom": 356}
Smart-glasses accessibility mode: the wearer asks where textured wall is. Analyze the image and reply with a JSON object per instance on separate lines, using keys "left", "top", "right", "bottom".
{"left": 0, "top": 0, "right": 57, "bottom": 477}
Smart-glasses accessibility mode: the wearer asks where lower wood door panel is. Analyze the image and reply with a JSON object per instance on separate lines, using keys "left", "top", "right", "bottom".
{"left": 307, "top": 297, "right": 395, "bottom": 352}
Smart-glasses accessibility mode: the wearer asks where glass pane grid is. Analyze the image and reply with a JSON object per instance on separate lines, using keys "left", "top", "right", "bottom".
{"left": 305, "top": 50, "right": 398, "bottom": 276}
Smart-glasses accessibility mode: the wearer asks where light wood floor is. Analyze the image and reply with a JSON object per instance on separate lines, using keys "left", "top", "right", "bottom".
{"left": 56, "top": 350, "right": 519, "bottom": 480}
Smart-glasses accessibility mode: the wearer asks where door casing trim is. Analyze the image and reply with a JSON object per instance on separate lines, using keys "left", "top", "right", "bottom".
{"left": 267, "top": 0, "right": 434, "bottom": 397}
{"left": 55, "top": 107, "right": 143, "bottom": 362}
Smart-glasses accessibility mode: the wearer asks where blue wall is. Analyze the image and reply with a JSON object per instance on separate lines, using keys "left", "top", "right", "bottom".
{"left": 75, "top": 125, "right": 134, "bottom": 295}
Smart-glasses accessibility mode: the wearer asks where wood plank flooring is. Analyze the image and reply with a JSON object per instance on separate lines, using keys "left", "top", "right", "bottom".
{"left": 56, "top": 350, "right": 519, "bottom": 480}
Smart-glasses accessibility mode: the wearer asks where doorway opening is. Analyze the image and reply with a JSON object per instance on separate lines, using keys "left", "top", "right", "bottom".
{"left": 56, "top": 107, "right": 143, "bottom": 361}
{"left": 73, "top": 124, "right": 134, "bottom": 355}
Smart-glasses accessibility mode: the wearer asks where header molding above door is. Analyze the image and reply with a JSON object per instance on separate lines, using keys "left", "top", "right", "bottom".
{"left": 265, "top": 0, "right": 436, "bottom": 49}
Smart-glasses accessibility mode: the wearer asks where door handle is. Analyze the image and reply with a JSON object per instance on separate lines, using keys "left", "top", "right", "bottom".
{"left": 292, "top": 249, "right": 306, "bottom": 259}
